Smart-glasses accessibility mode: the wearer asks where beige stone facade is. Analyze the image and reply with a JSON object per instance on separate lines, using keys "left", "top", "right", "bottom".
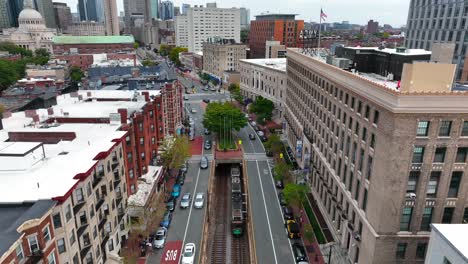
{"left": 285, "top": 48, "right": 468, "bottom": 264}
{"left": 64, "top": 22, "right": 106, "bottom": 36}
{"left": 239, "top": 58, "right": 286, "bottom": 119}
{"left": 202, "top": 41, "right": 246, "bottom": 80}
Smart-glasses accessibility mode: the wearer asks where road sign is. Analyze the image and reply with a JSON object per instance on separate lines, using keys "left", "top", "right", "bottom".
{"left": 160, "top": 240, "right": 183, "bottom": 264}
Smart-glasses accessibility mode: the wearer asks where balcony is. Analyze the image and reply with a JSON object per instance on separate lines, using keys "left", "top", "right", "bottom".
{"left": 111, "top": 160, "right": 119, "bottom": 170}
{"left": 25, "top": 247, "right": 43, "bottom": 264}
{"left": 100, "top": 231, "right": 110, "bottom": 247}
{"left": 73, "top": 200, "right": 86, "bottom": 215}
{"left": 77, "top": 222, "right": 89, "bottom": 237}
{"left": 79, "top": 239, "right": 92, "bottom": 259}
{"left": 98, "top": 216, "right": 107, "bottom": 230}
{"left": 92, "top": 174, "right": 103, "bottom": 188}
{"left": 116, "top": 193, "right": 123, "bottom": 205}
{"left": 118, "top": 208, "right": 125, "bottom": 222}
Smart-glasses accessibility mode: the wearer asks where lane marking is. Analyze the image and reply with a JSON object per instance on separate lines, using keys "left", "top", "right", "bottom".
{"left": 256, "top": 160, "right": 278, "bottom": 264}
{"left": 247, "top": 123, "right": 266, "bottom": 153}
{"left": 265, "top": 160, "right": 296, "bottom": 264}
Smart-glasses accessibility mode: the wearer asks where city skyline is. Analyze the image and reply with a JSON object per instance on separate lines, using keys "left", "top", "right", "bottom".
{"left": 54, "top": 0, "right": 409, "bottom": 27}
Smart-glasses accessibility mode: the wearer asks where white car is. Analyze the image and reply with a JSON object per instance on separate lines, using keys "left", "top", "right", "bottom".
{"left": 182, "top": 243, "right": 196, "bottom": 264}
{"left": 152, "top": 227, "right": 167, "bottom": 249}
{"left": 257, "top": 130, "right": 265, "bottom": 137}
{"left": 191, "top": 108, "right": 197, "bottom": 113}
{"left": 193, "top": 192, "right": 204, "bottom": 209}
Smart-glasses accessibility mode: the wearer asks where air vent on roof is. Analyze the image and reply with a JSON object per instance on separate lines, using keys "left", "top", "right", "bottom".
{"left": 58, "top": 151, "right": 69, "bottom": 155}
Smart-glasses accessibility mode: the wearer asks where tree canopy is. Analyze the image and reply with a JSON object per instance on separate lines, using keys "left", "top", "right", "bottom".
{"left": 283, "top": 183, "right": 308, "bottom": 208}
{"left": 228, "top": 83, "right": 243, "bottom": 103}
{"left": 168, "top": 47, "right": 188, "bottom": 66}
{"left": 250, "top": 96, "right": 274, "bottom": 124}
{"left": 160, "top": 135, "right": 190, "bottom": 170}
{"left": 203, "top": 102, "right": 247, "bottom": 138}
{"left": 0, "top": 60, "right": 20, "bottom": 92}
{"left": 0, "top": 42, "right": 32, "bottom": 57}
{"left": 142, "top": 59, "right": 157, "bottom": 67}
{"left": 70, "top": 66, "right": 84, "bottom": 82}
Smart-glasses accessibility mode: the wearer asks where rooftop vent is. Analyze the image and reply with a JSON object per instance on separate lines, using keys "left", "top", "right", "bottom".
{"left": 396, "top": 47, "right": 407, "bottom": 53}
{"left": 58, "top": 151, "right": 69, "bottom": 155}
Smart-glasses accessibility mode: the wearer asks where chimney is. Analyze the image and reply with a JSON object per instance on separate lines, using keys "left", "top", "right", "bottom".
{"left": 118, "top": 108, "right": 128, "bottom": 124}
{"left": 47, "top": 107, "right": 54, "bottom": 115}
{"left": 142, "top": 91, "right": 150, "bottom": 102}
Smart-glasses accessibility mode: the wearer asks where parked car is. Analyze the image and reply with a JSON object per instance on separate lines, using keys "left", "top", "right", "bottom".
{"left": 160, "top": 211, "right": 173, "bottom": 228}
{"left": 292, "top": 243, "right": 308, "bottom": 263}
{"left": 171, "top": 184, "right": 181, "bottom": 198}
{"left": 200, "top": 156, "right": 209, "bottom": 169}
{"left": 253, "top": 126, "right": 260, "bottom": 132}
{"left": 204, "top": 140, "right": 212, "bottom": 150}
{"left": 182, "top": 243, "right": 196, "bottom": 264}
{"left": 250, "top": 121, "right": 257, "bottom": 127}
{"left": 249, "top": 133, "right": 256, "bottom": 140}
{"left": 283, "top": 206, "right": 294, "bottom": 220}
{"left": 286, "top": 219, "right": 301, "bottom": 239}
{"left": 278, "top": 192, "right": 287, "bottom": 206}
{"left": 276, "top": 179, "right": 284, "bottom": 189}
{"left": 257, "top": 131, "right": 265, "bottom": 137}
{"left": 180, "top": 163, "right": 188, "bottom": 173}
{"left": 180, "top": 193, "right": 192, "bottom": 209}
{"left": 204, "top": 128, "right": 210, "bottom": 135}
{"left": 166, "top": 198, "right": 176, "bottom": 212}
{"left": 153, "top": 227, "right": 167, "bottom": 249}
{"left": 260, "top": 135, "right": 267, "bottom": 142}
{"left": 176, "top": 172, "right": 185, "bottom": 185}
{"left": 265, "top": 149, "right": 273, "bottom": 157}
{"left": 191, "top": 108, "right": 197, "bottom": 113}
{"left": 210, "top": 86, "right": 217, "bottom": 91}
{"left": 203, "top": 86, "right": 209, "bottom": 91}
{"left": 194, "top": 192, "right": 204, "bottom": 208}
{"left": 202, "top": 98, "right": 210, "bottom": 103}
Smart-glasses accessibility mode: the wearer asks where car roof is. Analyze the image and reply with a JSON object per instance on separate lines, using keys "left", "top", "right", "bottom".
{"left": 195, "top": 193, "right": 204, "bottom": 198}
{"left": 185, "top": 243, "right": 195, "bottom": 251}
{"left": 183, "top": 193, "right": 191, "bottom": 198}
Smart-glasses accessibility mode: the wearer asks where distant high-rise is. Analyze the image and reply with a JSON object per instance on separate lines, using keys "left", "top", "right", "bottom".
{"left": 181, "top": 3, "right": 189, "bottom": 15}
{"left": 249, "top": 14, "right": 304, "bottom": 58}
{"left": 149, "top": 0, "right": 158, "bottom": 19}
{"left": 53, "top": 2, "right": 72, "bottom": 31}
{"left": 405, "top": 0, "right": 468, "bottom": 81}
{"left": 367, "top": 19, "right": 378, "bottom": 34}
{"left": 239, "top": 7, "right": 249, "bottom": 30}
{"left": 160, "top": 0, "right": 173, "bottom": 20}
{"left": 104, "top": 0, "right": 119, "bottom": 35}
{"left": 33, "top": 0, "right": 55, "bottom": 28}
{"left": 176, "top": 3, "right": 240, "bottom": 53}
{"left": 78, "top": 0, "right": 97, "bottom": 21}
{"left": 174, "top": 5, "right": 180, "bottom": 16}
{"left": 6, "top": 0, "right": 22, "bottom": 27}
{"left": 123, "top": 0, "right": 145, "bottom": 31}
{"left": 4, "top": 0, "right": 55, "bottom": 28}
{"left": 0, "top": 0, "right": 12, "bottom": 29}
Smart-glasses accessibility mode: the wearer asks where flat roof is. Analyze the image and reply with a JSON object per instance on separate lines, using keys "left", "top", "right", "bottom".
{"left": 240, "top": 58, "right": 286, "bottom": 72}
{"left": 0, "top": 142, "right": 42, "bottom": 155}
{"left": 432, "top": 224, "right": 468, "bottom": 261}
{"left": 53, "top": 35, "right": 135, "bottom": 45}
{"left": 0, "top": 123, "right": 127, "bottom": 203}
{"left": 345, "top": 46, "right": 432, "bottom": 56}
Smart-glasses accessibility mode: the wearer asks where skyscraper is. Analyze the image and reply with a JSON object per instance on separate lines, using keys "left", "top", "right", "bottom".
{"left": 366, "top": 19, "right": 378, "bottom": 34}
{"left": 78, "top": 0, "right": 97, "bottom": 21}
{"left": 149, "top": 0, "right": 158, "bottom": 19}
{"left": 104, "top": 0, "right": 119, "bottom": 35}
{"left": 53, "top": 2, "right": 72, "bottom": 31}
{"left": 123, "top": 0, "right": 145, "bottom": 32}
{"left": 405, "top": 0, "right": 468, "bottom": 81}
{"left": 7, "top": 0, "right": 24, "bottom": 27}
{"left": 239, "top": 7, "right": 249, "bottom": 30}
{"left": 33, "top": 0, "right": 55, "bottom": 28}
{"left": 0, "top": 0, "right": 12, "bottom": 29}
{"left": 160, "top": 0, "right": 173, "bottom": 20}
{"left": 181, "top": 3, "right": 189, "bottom": 15}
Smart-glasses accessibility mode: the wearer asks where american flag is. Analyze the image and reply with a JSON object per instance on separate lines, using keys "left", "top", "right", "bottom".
{"left": 320, "top": 9, "right": 328, "bottom": 21}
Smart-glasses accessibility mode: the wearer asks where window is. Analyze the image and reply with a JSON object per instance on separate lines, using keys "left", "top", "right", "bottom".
{"left": 57, "top": 238, "right": 66, "bottom": 253}
{"left": 417, "top": 121, "right": 430, "bottom": 136}
{"left": 439, "top": 121, "right": 452, "bottom": 136}
{"left": 130, "top": 184, "right": 135, "bottom": 194}
{"left": 15, "top": 244, "right": 24, "bottom": 260}
{"left": 412, "top": 146, "right": 425, "bottom": 163}
{"left": 362, "top": 189, "right": 368, "bottom": 211}
{"left": 65, "top": 204, "right": 72, "bottom": 222}
{"left": 370, "top": 134, "right": 375, "bottom": 148}
{"left": 462, "top": 121, "right": 468, "bottom": 136}
{"left": 427, "top": 172, "right": 440, "bottom": 197}
{"left": 420, "top": 207, "right": 433, "bottom": 231}
{"left": 108, "top": 238, "right": 114, "bottom": 251}
{"left": 373, "top": 110, "right": 380, "bottom": 125}
{"left": 366, "top": 155, "right": 373, "bottom": 180}
{"left": 442, "top": 207, "right": 455, "bottom": 223}
{"left": 433, "top": 147, "right": 446, "bottom": 163}
{"left": 43, "top": 226, "right": 51, "bottom": 242}
{"left": 52, "top": 213, "right": 62, "bottom": 229}
{"left": 140, "top": 137, "right": 144, "bottom": 145}
{"left": 28, "top": 236, "right": 39, "bottom": 253}
{"left": 69, "top": 229, "right": 76, "bottom": 245}
{"left": 76, "top": 188, "right": 84, "bottom": 202}
{"left": 443, "top": 257, "right": 452, "bottom": 264}
{"left": 365, "top": 105, "right": 370, "bottom": 119}
{"left": 416, "top": 243, "right": 427, "bottom": 259}
{"left": 47, "top": 252, "right": 56, "bottom": 264}
{"left": 396, "top": 243, "right": 407, "bottom": 259}
{"left": 456, "top": 147, "right": 467, "bottom": 163}
{"left": 407, "top": 171, "right": 419, "bottom": 193}
{"left": 448, "top": 172, "right": 462, "bottom": 198}
{"left": 355, "top": 179, "right": 361, "bottom": 201}
{"left": 129, "top": 169, "right": 134, "bottom": 179}
{"left": 73, "top": 254, "right": 79, "bottom": 264}
{"left": 400, "top": 207, "right": 413, "bottom": 231}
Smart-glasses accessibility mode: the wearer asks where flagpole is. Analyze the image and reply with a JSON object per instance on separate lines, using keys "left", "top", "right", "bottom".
{"left": 318, "top": 8, "right": 322, "bottom": 49}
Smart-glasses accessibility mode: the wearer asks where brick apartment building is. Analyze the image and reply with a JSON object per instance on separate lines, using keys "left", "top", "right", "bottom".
{"left": 249, "top": 14, "right": 304, "bottom": 59}
{"left": 52, "top": 36, "right": 136, "bottom": 70}
{"left": 0, "top": 85, "right": 183, "bottom": 264}
{"left": 285, "top": 47, "right": 468, "bottom": 263}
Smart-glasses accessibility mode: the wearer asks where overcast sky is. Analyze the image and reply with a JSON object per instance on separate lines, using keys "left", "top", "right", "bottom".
{"left": 59, "top": 0, "right": 410, "bottom": 27}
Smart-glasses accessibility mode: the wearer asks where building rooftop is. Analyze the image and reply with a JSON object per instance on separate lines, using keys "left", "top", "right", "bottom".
{"left": 53, "top": 35, "right": 135, "bottom": 44}
{"left": 255, "top": 13, "right": 298, "bottom": 20}
{"left": 432, "top": 224, "right": 468, "bottom": 261}
{"left": 240, "top": 58, "right": 286, "bottom": 72}
{"left": 345, "top": 46, "right": 432, "bottom": 56}
{"left": 0, "top": 200, "right": 56, "bottom": 257}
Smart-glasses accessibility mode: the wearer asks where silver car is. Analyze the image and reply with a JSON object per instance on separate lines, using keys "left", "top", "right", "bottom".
{"left": 200, "top": 156, "right": 208, "bottom": 169}
{"left": 153, "top": 227, "right": 167, "bottom": 249}
{"left": 193, "top": 192, "right": 204, "bottom": 209}
{"left": 180, "top": 193, "right": 191, "bottom": 209}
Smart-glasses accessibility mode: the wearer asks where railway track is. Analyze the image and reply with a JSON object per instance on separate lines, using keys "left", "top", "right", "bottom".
{"left": 230, "top": 232, "right": 249, "bottom": 264}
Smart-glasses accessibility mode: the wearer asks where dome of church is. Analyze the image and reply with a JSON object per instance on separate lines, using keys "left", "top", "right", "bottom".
{"left": 18, "top": 8, "right": 43, "bottom": 21}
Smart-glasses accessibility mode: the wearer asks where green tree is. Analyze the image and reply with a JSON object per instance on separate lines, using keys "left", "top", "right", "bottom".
{"left": 168, "top": 47, "right": 188, "bottom": 66}
{"left": 160, "top": 135, "right": 190, "bottom": 170}
{"left": 228, "top": 83, "right": 239, "bottom": 92}
{"left": 70, "top": 66, "right": 84, "bottom": 82}
{"left": 203, "top": 102, "right": 247, "bottom": 141}
{"left": 159, "top": 44, "right": 172, "bottom": 56}
{"left": 283, "top": 183, "right": 308, "bottom": 208}
{"left": 264, "top": 134, "right": 283, "bottom": 155}
{"left": 34, "top": 48, "right": 49, "bottom": 58}
{"left": 142, "top": 59, "right": 157, "bottom": 67}
{"left": 0, "top": 42, "right": 32, "bottom": 57}
{"left": 241, "top": 29, "right": 249, "bottom": 43}
{"left": 250, "top": 96, "right": 274, "bottom": 124}
{"left": 273, "top": 160, "right": 291, "bottom": 181}
{"left": 133, "top": 42, "right": 139, "bottom": 49}
{"left": 302, "top": 223, "right": 314, "bottom": 242}
{"left": 0, "top": 60, "right": 19, "bottom": 92}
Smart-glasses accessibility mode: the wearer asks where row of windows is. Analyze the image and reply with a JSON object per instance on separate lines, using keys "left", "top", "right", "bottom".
{"left": 395, "top": 242, "right": 428, "bottom": 260}
{"left": 406, "top": 170, "right": 464, "bottom": 198}
{"left": 412, "top": 145, "right": 467, "bottom": 164}
{"left": 417, "top": 120, "right": 468, "bottom": 137}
